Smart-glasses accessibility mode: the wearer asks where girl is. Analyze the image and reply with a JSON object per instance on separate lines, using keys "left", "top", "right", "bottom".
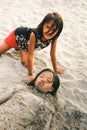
{"left": 27, "top": 68, "right": 60, "bottom": 96}
{"left": 0, "top": 12, "right": 64, "bottom": 81}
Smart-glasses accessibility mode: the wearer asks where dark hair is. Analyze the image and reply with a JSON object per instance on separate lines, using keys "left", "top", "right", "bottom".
{"left": 36, "top": 12, "right": 63, "bottom": 41}
{"left": 27, "top": 68, "right": 60, "bottom": 96}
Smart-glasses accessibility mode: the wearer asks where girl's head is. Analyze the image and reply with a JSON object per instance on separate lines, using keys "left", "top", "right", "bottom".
{"left": 28, "top": 68, "right": 60, "bottom": 96}
{"left": 37, "top": 12, "right": 63, "bottom": 41}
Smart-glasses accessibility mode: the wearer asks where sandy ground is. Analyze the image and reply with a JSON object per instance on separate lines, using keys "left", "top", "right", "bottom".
{"left": 0, "top": 0, "right": 87, "bottom": 129}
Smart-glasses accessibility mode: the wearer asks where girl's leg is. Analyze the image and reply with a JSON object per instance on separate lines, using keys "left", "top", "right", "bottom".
{"left": 0, "top": 42, "right": 11, "bottom": 55}
{"left": 20, "top": 49, "right": 28, "bottom": 67}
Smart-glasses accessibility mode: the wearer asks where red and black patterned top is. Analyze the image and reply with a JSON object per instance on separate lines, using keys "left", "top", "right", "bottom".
{"left": 15, "top": 27, "right": 53, "bottom": 51}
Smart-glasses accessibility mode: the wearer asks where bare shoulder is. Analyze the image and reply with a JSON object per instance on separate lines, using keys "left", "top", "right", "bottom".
{"left": 29, "top": 32, "right": 36, "bottom": 43}
{"left": 28, "top": 32, "right": 36, "bottom": 47}
{"left": 51, "top": 39, "right": 57, "bottom": 47}
{"left": 52, "top": 39, "right": 57, "bottom": 43}
{"left": 30, "top": 32, "right": 36, "bottom": 39}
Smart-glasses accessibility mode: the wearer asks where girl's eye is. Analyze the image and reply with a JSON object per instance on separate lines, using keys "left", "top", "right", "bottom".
{"left": 47, "top": 79, "right": 53, "bottom": 83}
{"left": 40, "top": 75, "right": 44, "bottom": 78}
{"left": 44, "top": 25, "right": 51, "bottom": 29}
{"left": 45, "top": 26, "right": 50, "bottom": 30}
{"left": 52, "top": 29, "right": 56, "bottom": 32}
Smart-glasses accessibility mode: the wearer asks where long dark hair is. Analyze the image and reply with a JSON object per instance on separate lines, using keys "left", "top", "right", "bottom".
{"left": 27, "top": 68, "right": 60, "bottom": 96}
{"left": 35, "top": 12, "right": 63, "bottom": 41}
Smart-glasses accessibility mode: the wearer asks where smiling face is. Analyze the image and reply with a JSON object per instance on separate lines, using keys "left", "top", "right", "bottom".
{"left": 42, "top": 20, "right": 58, "bottom": 41}
{"left": 34, "top": 71, "right": 54, "bottom": 93}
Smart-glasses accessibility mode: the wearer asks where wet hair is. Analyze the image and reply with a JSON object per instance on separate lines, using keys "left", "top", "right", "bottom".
{"left": 35, "top": 12, "right": 63, "bottom": 41}
{"left": 27, "top": 68, "right": 60, "bottom": 96}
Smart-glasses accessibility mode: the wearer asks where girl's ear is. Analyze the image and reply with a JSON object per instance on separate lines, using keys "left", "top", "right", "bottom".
{"left": 49, "top": 86, "right": 54, "bottom": 92}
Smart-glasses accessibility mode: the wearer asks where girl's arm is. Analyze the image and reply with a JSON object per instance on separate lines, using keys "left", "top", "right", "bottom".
{"left": 27, "top": 32, "right": 36, "bottom": 77}
{"left": 50, "top": 40, "right": 64, "bottom": 74}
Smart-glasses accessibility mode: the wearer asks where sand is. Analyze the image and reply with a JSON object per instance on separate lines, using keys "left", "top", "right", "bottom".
{"left": 0, "top": 0, "right": 87, "bottom": 130}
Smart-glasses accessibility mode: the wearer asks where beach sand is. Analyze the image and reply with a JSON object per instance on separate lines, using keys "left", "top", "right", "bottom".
{"left": 0, "top": 0, "right": 87, "bottom": 129}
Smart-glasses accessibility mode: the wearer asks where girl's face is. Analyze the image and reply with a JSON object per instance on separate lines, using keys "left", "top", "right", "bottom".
{"left": 42, "top": 20, "right": 58, "bottom": 41}
{"left": 34, "top": 71, "right": 54, "bottom": 93}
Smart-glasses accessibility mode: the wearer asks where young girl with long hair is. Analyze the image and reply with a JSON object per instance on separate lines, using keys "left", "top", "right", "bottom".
{"left": 0, "top": 12, "right": 64, "bottom": 81}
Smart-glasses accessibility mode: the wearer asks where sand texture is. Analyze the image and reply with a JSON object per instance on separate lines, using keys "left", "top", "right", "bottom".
{"left": 0, "top": 0, "right": 87, "bottom": 130}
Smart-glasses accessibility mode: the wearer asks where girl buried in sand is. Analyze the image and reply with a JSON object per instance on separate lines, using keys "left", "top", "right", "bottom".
{"left": 0, "top": 68, "right": 60, "bottom": 105}
{"left": 27, "top": 68, "right": 60, "bottom": 96}
{"left": 0, "top": 12, "right": 64, "bottom": 81}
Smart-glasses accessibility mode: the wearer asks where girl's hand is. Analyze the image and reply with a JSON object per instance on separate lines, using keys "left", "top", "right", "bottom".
{"left": 55, "top": 67, "right": 64, "bottom": 74}
{"left": 23, "top": 75, "right": 35, "bottom": 83}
